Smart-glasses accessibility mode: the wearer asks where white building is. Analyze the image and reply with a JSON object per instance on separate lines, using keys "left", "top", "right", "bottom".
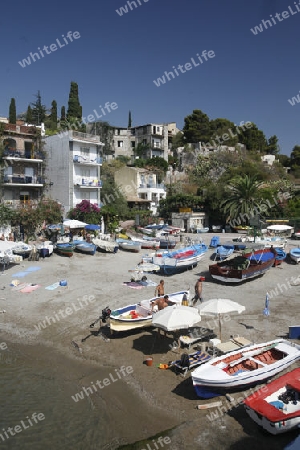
{"left": 44, "top": 130, "right": 103, "bottom": 215}
{"left": 114, "top": 166, "right": 166, "bottom": 215}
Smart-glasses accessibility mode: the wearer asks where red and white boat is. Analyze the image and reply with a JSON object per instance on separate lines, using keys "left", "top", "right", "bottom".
{"left": 244, "top": 368, "right": 300, "bottom": 435}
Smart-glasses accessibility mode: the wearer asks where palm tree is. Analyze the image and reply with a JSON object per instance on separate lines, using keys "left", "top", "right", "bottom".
{"left": 221, "top": 175, "right": 267, "bottom": 226}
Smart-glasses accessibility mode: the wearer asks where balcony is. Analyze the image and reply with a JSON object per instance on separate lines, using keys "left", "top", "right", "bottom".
{"left": 73, "top": 155, "right": 102, "bottom": 165}
{"left": 3, "top": 200, "right": 40, "bottom": 209}
{"left": 70, "top": 131, "right": 104, "bottom": 144}
{"left": 74, "top": 178, "right": 102, "bottom": 188}
{"left": 3, "top": 175, "right": 45, "bottom": 186}
{"left": 3, "top": 150, "right": 45, "bottom": 161}
{"left": 139, "top": 183, "right": 165, "bottom": 189}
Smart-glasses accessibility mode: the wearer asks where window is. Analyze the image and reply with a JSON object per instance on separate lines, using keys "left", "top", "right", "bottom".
{"left": 157, "top": 126, "right": 160, "bottom": 132}
{"left": 117, "top": 141, "right": 123, "bottom": 148}
{"left": 153, "top": 126, "right": 156, "bottom": 134}
{"left": 80, "top": 147, "right": 90, "bottom": 159}
{"left": 131, "top": 141, "right": 135, "bottom": 148}
{"left": 142, "top": 139, "right": 147, "bottom": 146}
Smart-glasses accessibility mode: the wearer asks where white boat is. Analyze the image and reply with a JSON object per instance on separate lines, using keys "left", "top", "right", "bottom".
{"left": 289, "top": 248, "right": 300, "bottom": 264}
{"left": 93, "top": 238, "right": 119, "bottom": 253}
{"left": 152, "top": 244, "right": 208, "bottom": 275}
{"left": 191, "top": 339, "right": 300, "bottom": 398}
{"left": 118, "top": 240, "right": 141, "bottom": 253}
{"left": 110, "top": 290, "right": 189, "bottom": 332}
{"left": 12, "top": 242, "right": 32, "bottom": 258}
{"left": 244, "top": 368, "right": 300, "bottom": 435}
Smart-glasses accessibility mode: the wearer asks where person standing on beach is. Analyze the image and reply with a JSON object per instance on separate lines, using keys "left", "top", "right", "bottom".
{"left": 155, "top": 280, "right": 164, "bottom": 297}
{"left": 193, "top": 277, "right": 203, "bottom": 305}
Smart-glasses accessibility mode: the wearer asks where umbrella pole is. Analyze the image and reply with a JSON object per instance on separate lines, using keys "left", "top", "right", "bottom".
{"left": 219, "top": 314, "right": 221, "bottom": 341}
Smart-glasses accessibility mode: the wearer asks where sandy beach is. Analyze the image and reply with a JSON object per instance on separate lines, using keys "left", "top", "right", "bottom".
{"left": 0, "top": 233, "right": 299, "bottom": 450}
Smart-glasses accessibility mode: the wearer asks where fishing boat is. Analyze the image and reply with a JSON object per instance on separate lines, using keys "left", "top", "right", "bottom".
{"left": 74, "top": 242, "right": 96, "bottom": 255}
{"left": 215, "top": 244, "right": 234, "bottom": 261}
{"left": 244, "top": 368, "right": 300, "bottom": 435}
{"left": 242, "top": 246, "right": 286, "bottom": 266}
{"left": 153, "top": 243, "right": 208, "bottom": 275}
{"left": 289, "top": 248, "right": 300, "bottom": 264}
{"left": 117, "top": 240, "right": 141, "bottom": 253}
{"left": 110, "top": 290, "right": 189, "bottom": 332}
{"left": 55, "top": 242, "right": 75, "bottom": 257}
{"left": 209, "top": 251, "right": 275, "bottom": 283}
{"left": 93, "top": 238, "right": 119, "bottom": 253}
{"left": 191, "top": 339, "right": 300, "bottom": 399}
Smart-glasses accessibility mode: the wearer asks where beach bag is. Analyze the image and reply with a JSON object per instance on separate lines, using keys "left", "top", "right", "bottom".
{"left": 180, "top": 353, "right": 190, "bottom": 368}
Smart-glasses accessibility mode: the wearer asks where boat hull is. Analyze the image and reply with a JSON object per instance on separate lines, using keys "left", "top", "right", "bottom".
{"left": 75, "top": 243, "right": 96, "bottom": 255}
{"left": 119, "top": 242, "right": 141, "bottom": 253}
{"left": 244, "top": 368, "right": 300, "bottom": 435}
{"left": 153, "top": 244, "right": 208, "bottom": 275}
{"left": 209, "top": 253, "right": 275, "bottom": 283}
{"left": 192, "top": 340, "right": 300, "bottom": 399}
{"left": 289, "top": 248, "right": 300, "bottom": 264}
{"left": 56, "top": 243, "right": 75, "bottom": 257}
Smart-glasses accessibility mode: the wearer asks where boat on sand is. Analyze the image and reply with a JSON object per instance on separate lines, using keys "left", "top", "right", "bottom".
{"left": 191, "top": 339, "right": 300, "bottom": 398}
{"left": 244, "top": 368, "right": 300, "bottom": 435}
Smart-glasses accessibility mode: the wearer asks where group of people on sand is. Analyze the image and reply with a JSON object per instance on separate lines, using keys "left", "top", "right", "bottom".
{"left": 150, "top": 276, "right": 204, "bottom": 312}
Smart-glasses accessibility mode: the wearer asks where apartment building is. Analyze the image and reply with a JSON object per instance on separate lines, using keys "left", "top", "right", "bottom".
{"left": 44, "top": 130, "right": 103, "bottom": 215}
{"left": 1, "top": 123, "right": 45, "bottom": 208}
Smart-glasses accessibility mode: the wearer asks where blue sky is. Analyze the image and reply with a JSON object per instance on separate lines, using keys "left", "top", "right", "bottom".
{"left": 0, "top": 0, "right": 300, "bottom": 155}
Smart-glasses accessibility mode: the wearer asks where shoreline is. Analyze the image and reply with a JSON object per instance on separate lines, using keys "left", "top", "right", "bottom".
{"left": 1, "top": 233, "right": 300, "bottom": 449}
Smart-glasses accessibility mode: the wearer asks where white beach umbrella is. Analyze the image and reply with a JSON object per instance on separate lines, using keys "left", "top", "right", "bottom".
{"left": 197, "top": 298, "right": 245, "bottom": 341}
{"left": 63, "top": 219, "right": 88, "bottom": 229}
{"left": 152, "top": 305, "right": 201, "bottom": 332}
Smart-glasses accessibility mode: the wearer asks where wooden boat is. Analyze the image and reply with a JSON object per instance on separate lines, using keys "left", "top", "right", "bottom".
{"left": 118, "top": 240, "right": 141, "bottom": 253}
{"left": 209, "top": 251, "right": 275, "bottom": 283}
{"left": 244, "top": 368, "right": 300, "bottom": 435}
{"left": 191, "top": 339, "right": 300, "bottom": 399}
{"left": 153, "top": 243, "right": 208, "bottom": 275}
{"left": 215, "top": 245, "right": 234, "bottom": 261}
{"left": 55, "top": 242, "right": 75, "bottom": 257}
{"left": 110, "top": 290, "right": 189, "bottom": 332}
{"left": 93, "top": 238, "right": 118, "bottom": 253}
{"left": 289, "top": 248, "right": 300, "bottom": 264}
{"left": 75, "top": 242, "right": 96, "bottom": 255}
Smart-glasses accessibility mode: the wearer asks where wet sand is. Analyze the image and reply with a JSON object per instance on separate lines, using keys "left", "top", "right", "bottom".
{"left": 0, "top": 233, "right": 299, "bottom": 449}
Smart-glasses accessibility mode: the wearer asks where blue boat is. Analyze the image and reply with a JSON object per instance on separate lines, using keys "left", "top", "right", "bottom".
{"left": 75, "top": 242, "right": 96, "bottom": 255}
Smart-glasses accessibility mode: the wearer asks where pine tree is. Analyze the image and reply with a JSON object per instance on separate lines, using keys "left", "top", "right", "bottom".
{"left": 31, "top": 91, "right": 46, "bottom": 125}
{"left": 67, "top": 81, "right": 82, "bottom": 120}
{"left": 9, "top": 98, "right": 16, "bottom": 124}
{"left": 50, "top": 100, "right": 58, "bottom": 130}
{"left": 128, "top": 110, "right": 132, "bottom": 128}
{"left": 25, "top": 105, "right": 33, "bottom": 124}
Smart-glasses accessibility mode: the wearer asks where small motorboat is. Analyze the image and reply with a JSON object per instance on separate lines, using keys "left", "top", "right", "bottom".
{"left": 289, "top": 248, "right": 300, "bottom": 264}
{"left": 110, "top": 290, "right": 189, "bottom": 332}
{"left": 55, "top": 242, "right": 75, "bottom": 257}
{"left": 192, "top": 339, "right": 300, "bottom": 399}
{"left": 244, "top": 368, "right": 300, "bottom": 435}
{"left": 152, "top": 244, "right": 208, "bottom": 275}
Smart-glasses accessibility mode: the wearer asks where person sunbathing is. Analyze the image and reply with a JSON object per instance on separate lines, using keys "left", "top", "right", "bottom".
{"left": 151, "top": 295, "right": 170, "bottom": 312}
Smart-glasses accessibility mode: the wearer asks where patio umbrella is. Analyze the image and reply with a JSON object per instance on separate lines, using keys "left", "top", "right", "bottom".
{"left": 263, "top": 292, "right": 270, "bottom": 316}
{"left": 63, "top": 219, "right": 88, "bottom": 229}
{"left": 85, "top": 224, "right": 100, "bottom": 231}
{"left": 197, "top": 298, "right": 245, "bottom": 341}
{"left": 151, "top": 305, "right": 201, "bottom": 332}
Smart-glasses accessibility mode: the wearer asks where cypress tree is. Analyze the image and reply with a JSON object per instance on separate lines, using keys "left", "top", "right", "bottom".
{"left": 25, "top": 105, "right": 33, "bottom": 124}
{"left": 67, "top": 81, "right": 82, "bottom": 120}
{"left": 31, "top": 91, "right": 46, "bottom": 125}
{"left": 61, "top": 106, "right": 66, "bottom": 120}
{"left": 50, "top": 100, "right": 58, "bottom": 129}
{"left": 9, "top": 98, "right": 16, "bottom": 124}
{"left": 128, "top": 110, "right": 132, "bottom": 128}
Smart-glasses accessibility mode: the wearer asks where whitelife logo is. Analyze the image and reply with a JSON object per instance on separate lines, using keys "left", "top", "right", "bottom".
{"left": 18, "top": 31, "right": 81, "bottom": 68}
